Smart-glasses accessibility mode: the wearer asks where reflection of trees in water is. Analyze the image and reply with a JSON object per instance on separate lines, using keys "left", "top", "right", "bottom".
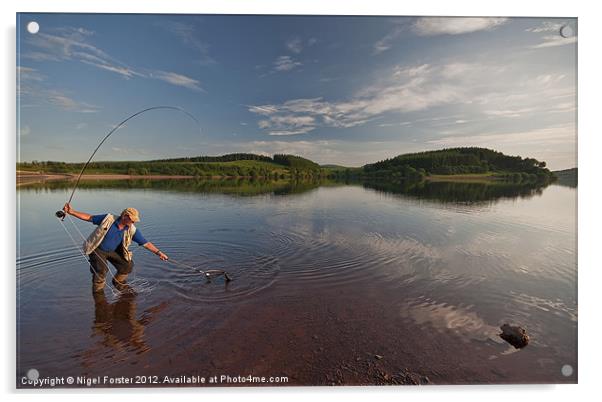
{"left": 17, "top": 177, "right": 549, "bottom": 204}
{"left": 79, "top": 288, "right": 168, "bottom": 369}
{"left": 18, "top": 178, "right": 344, "bottom": 197}
{"left": 362, "top": 180, "right": 549, "bottom": 205}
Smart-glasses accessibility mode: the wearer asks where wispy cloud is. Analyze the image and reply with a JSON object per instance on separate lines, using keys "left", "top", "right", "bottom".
{"left": 250, "top": 63, "right": 465, "bottom": 135}
{"left": 45, "top": 90, "right": 99, "bottom": 113}
{"left": 249, "top": 59, "right": 574, "bottom": 139}
{"left": 18, "top": 65, "right": 100, "bottom": 113}
{"left": 273, "top": 55, "right": 302, "bottom": 72}
{"left": 150, "top": 70, "right": 204, "bottom": 92}
{"left": 526, "top": 21, "right": 577, "bottom": 49}
{"left": 427, "top": 125, "right": 575, "bottom": 148}
{"left": 526, "top": 21, "right": 564, "bottom": 33}
{"left": 286, "top": 38, "right": 303, "bottom": 54}
{"left": 531, "top": 35, "right": 577, "bottom": 49}
{"left": 412, "top": 17, "right": 508, "bottom": 36}
{"left": 23, "top": 25, "right": 205, "bottom": 92}
{"left": 17, "top": 66, "right": 45, "bottom": 83}
{"left": 258, "top": 115, "right": 317, "bottom": 136}
{"left": 374, "top": 25, "right": 405, "bottom": 54}
{"left": 159, "top": 20, "right": 216, "bottom": 66}
{"left": 25, "top": 27, "right": 141, "bottom": 79}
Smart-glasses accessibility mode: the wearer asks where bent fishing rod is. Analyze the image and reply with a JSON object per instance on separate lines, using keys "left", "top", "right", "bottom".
{"left": 54, "top": 106, "right": 232, "bottom": 282}
{"left": 55, "top": 106, "right": 200, "bottom": 220}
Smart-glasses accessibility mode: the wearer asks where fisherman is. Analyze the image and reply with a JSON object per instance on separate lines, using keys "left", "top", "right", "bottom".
{"left": 62, "top": 203, "right": 168, "bottom": 292}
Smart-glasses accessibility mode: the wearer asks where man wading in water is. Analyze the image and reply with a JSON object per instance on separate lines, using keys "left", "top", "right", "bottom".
{"left": 62, "top": 203, "right": 169, "bottom": 292}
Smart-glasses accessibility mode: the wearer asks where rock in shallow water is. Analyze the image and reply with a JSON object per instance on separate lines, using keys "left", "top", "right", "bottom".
{"left": 499, "top": 324, "right": 530, "bottom": 348}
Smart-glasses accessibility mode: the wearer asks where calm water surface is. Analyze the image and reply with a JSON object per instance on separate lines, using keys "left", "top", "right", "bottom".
{"left": 16, "top": 179, "right": 577, "bottom": 385}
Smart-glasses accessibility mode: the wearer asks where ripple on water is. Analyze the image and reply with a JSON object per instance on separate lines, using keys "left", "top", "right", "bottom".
{"left": 151, "top": 239, "right": 281, "bottom": 302}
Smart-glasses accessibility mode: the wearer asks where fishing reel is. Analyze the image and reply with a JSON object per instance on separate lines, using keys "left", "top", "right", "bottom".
{"left": 55, "top": 210, "right": 66, "bottom": 219}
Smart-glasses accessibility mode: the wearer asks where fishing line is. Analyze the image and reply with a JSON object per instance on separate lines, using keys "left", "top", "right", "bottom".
{"left": 54, "top": 105, "right": 232, "bottom": 285}
{"left": 58, "top": 214, "right": 155, "bottom": 296}
{"left": 55, "top": 106, "right": 201, "bottom": 220}
{"left": 167, "top": 257, "right": 232, "bottom": 282}
{"left": 65, "top": 214, "right": 155, "bottom": 291}
{"left": 56, "top": 216, "right": 122, "bottom": 297}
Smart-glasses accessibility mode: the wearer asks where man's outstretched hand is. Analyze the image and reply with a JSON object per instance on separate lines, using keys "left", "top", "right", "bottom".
{"left": 158, "top": 251, "right": 169, "bottom": 261}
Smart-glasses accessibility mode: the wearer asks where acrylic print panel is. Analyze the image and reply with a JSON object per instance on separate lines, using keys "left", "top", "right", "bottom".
{"left": 16, "top": 13, "right": 577, "bottom": 388}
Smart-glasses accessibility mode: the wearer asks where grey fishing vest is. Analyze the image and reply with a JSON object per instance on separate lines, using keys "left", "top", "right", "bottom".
{"left": 83, "top": 213, "right": 137, "bottom": 262}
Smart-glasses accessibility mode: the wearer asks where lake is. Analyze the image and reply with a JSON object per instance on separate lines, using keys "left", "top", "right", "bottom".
{"left": 16, "top": 178, "right": 577, "bottom": 386}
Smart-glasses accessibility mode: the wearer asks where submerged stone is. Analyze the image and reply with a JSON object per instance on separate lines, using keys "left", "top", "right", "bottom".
{"left": 500, "top": 324, "right": 530, "bottom": 348}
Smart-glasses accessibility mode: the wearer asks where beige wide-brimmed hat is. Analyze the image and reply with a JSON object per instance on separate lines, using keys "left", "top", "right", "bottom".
{"left": 121, "top": 207, "right": 140, "bottom": 222}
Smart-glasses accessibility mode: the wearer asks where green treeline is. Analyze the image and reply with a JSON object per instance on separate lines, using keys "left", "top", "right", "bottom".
{"left": 17, "top": 153, "right": 329, "bottom": 180}
{"left": 17, "top": 147, "right": 558, "bottom": 183}
{"left": 362, "top": 147, "right": 555, "bottom": 183}
{"left": 152, "top": 153, "right": 273, "bottom": 163}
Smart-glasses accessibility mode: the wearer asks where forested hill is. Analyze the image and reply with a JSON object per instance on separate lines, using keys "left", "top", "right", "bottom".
{"left": 152, "top": 153, "right": 319, "bottom": 169}
{"left": 17, "top": 153, "right": 324, "bottom": 178}
{"left": 17, "top": 148, "right": 556, "bottom": 182}
{"left": 363, "top": 147, "right": 554, "bottom": 181}
{"left": 152, "top": 153, "right": 273, "bottom": 163}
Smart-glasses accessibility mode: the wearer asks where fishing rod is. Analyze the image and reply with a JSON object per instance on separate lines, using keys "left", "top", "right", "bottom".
{"left": 55, "top": 106, "right": 201, "bottom": 220}
{"left": 54, "top": 106, "right": 233, "bottom": 283}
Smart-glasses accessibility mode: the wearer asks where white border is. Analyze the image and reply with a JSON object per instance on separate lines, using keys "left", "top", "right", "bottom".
{"left": 4, "top": 1, "right": 599, "bottom": 401}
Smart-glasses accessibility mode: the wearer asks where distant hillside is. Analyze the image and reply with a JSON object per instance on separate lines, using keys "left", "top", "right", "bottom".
{"left": 17, "top": 148, "right": 557, "bottom": 184}
{"left": 273, "top": 154, "right": 321, "bottom": 171}
{"left": 362, "top": 147, "right": 555, "bottom": 183}
{"left": 16, "top": 153, "right": 325, "bottom": 179}
{"left": 553, "top": 168, "right": 577, "bottom": 187}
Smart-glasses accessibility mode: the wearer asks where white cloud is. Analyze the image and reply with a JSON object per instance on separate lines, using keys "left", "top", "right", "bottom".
{"left": 526, "top": 21, "right": 564, "bottom": 33}
{"left": 151, "top": 71, "right": 204, "bottom": 92}
{"left": 250, "top": 62, "right": 471, "bottom": 135}
{"left": 46, "top": 90, "right": 99, "bottom": 113}
{"left": 159, "top": 20, "right": 216, "bottom": 66}
{"left": 412, "top": 17, "right": 508, "bottom": 36}
{"left": 23, "top": 25, "right": 206, "bottom": 93}
{"left": 17, "top": 66, "right": 45, "bottom": 82}
{"left": 531, "top": 35, "right": 577, "bottom": 49}
{"left": 286, "top": 38, "right": 303, "bottom": 54}
{"left": 273, "top": 56, "right": 302, "bottom": 72}
{"left": 249, "top": 57, "right": 574, "bottom": 143}
{"left": 373, "top": 25, "right": 404, "bottom": 54}
{"left": 26, "top": 27, "right": 140, "bottom": 79}
{"left": 428, "top": 125, "right": 575, "bottom": 148}
{"left": 17, "top": 65, "right": 99, "bottom": 113}
{"left": 526, "top": 21, "right": 577, "bottom": 49}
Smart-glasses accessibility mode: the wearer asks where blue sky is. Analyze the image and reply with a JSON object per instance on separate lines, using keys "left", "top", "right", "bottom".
{"left": 17, "top": 14, "right": 577, "bottom": 169}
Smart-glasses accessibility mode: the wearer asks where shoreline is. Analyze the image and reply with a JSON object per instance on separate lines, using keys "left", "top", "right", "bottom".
{"left": 425, "top": 174, "right": 502, "bottom": 183}
{"left": 15, "top": 172, "right": 252, "bottom": 186}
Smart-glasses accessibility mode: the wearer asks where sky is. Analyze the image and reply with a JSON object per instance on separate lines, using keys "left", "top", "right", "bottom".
{"left": 16, "top": 14, "right": 577, "bottom": 169}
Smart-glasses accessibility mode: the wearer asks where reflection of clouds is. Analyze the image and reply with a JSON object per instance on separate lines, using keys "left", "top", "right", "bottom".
{"left": 510, "top": 291, "right": 577, "bottom": 322}
{"left": 400, "top": 296, "right": 503, "bottom": 344}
